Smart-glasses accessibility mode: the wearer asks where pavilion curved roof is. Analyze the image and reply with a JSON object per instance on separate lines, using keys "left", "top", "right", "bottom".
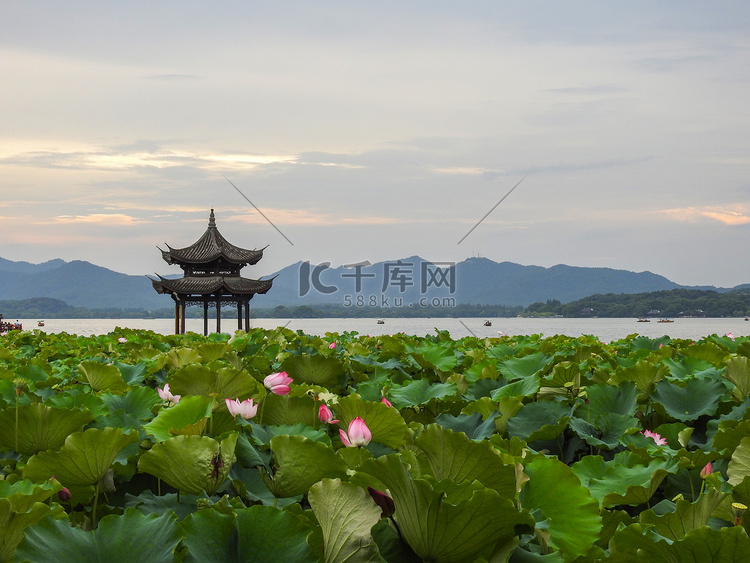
{"left": 160, "top": 210, "right": 266, "bottom": 266}
{"left": 150, "top": 274, "right": 274, "bottom": 296}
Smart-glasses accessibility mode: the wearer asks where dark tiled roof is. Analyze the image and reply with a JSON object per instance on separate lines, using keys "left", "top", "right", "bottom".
{"left": 151, "top": 275, "right": 273, "bottom": 296}
{"left": 160, "top": 210, "right": 265, "bottom": 266}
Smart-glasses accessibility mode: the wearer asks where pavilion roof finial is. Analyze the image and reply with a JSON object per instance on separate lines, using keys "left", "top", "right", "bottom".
{"left": 208, "top": 209, "right": 216, "bottom": 229}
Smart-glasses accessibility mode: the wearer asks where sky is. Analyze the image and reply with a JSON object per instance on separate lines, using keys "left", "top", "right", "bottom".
{"left": 1, "top": 1, "right": 749, "bottom": 288}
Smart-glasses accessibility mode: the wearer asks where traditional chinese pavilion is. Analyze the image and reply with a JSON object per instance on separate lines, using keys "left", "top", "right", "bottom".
{"left": 150, "top": 210, "right": 273, "bottom": 335}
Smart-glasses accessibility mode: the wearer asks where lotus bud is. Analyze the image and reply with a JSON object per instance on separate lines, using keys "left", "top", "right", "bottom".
{"left": 339, "top": 417, "right": 372, "bottom": 447}
{"left": 57, "top": 487, "right": 72, "bottom": 502}
{"left": 700, "top": 462, "right": 713, "bottom": 479}
{"left": 367, "top": 487, "right": 395, "bottom": 518}
{"left": 318, "top": 404, "right": 339, "bottom": 424}
{"left": 264, "top": 372, "right": 293, "bottom": 395}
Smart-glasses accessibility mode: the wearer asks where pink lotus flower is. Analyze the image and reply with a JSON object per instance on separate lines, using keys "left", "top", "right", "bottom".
{"left": 118, "top": 337, "right": 127, "bottom": 343}
{"left": 318, "top": 404, "right": 339, "bottom": 424}
{"left": 700, "top": 462, "right": 713, "bottom": 479}
{"left": 381, "top": 396, "right": 392, "bottom": 408}
{"left": 642, "top": 429, "right": 667, "bottom": 446}
{"left": 264, "top": 372, "right": 292, "bottom": 395}
{"left": 340, "top": 417, "right": 372, "bottom": 447}
{"left": 329, "top": 342, "right": 337, "bottom": 349}
{"left": 726, "top": 333, "right": 735, "bottom": 341}
{"left": 225, "top": 397, "right": 258, "bottom": 419}
{"left": 157, "top": 383, "right": 181, "bottom": 404}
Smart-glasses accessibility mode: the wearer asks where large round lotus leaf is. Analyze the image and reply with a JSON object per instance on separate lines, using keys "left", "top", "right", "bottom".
{"left": 359, "top": 453, "right": 534, "bottom": 563}
{"left": 611, "top": 520, "right": 750, "bottom": 562}
{"left": 388, "top": 378, "right": 457, "bottom": 408}
{"left": 507, "top": 400, "right": 571, "bottom": 442}
{"left": 572, "top": 452, "right": 677, "bottom": 507}
{"left": 409, "top": 341, "right": 460, "bottom": 373}
{"left": 137, "top": 433, "right": 237, "bottom": 496}
{"left": 23, "top": 427, "right": 139, "bottom": 487}
{"left": 262, "top": 435, "right": 347, "bottom": 498}
{"left": 639, "top": 488, "right": 726, "bottom": 541}
{"left": 491, "top": 375, "right": 540, "bottom": 399}
{"left": 582, "top": 382, "right": 638, "bottom": 419}
{"left": 414, "top": 424, "right": 517, "bottom": 498}
{"left": 520, "top": 456, "right": 601, "bottom": 561}
{"left": 723, "top": 356, "right": 750, "bottom": 401}
{"left": 335, "top": 394, "right": 408, "bottom": 449}
{"left": 651, "top": 378, "right": 726, "bottom": 422}
{"left": 77, "top": 361, "right": 129, "bottom": 393}
{"left": 16, "top": 509, "right": 182, "bottom": 563}
{"left": 308, "top": 478, "right": 382, "bottom": 563}
{"left": 280, "top": 353, "right": 346, "bottom": 387}
{"left": 168, "top": 364, "right": 262, "bottom": 400}
{"left": 100, "top": 386, "right": 163, "bottom": 421}
{"left": 498, "top": 352, "right": 552, "bottom": 381}
{"left": 181, "top": 505, "right": 317, "bottom": 563}
{"left": 0, "top": 499, "right": 64, "bottom": 563}
{"left": 608, "top": 360, "right": 668, "bottom": 395}
{"left": 0, "top": 479, "right": 61, "bottom": 514}
{"left": 569, "top": 413, "right": 639, "bottom": 450}
{"left": 728, "top": 436, "right": 750, "bottom": 486}
{"left": 257, "top": 393, "right": 318, "bottom": 426}
{"left": 0, "top": 404, "right": 93, "bottom": 455}
{"left": 142, "top": 395, "right": 215, "bottom": 442}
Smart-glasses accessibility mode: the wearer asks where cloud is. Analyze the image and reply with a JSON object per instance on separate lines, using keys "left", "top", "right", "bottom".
{"left": 226, "top": 209, "right": 400, "bottom": 227}
{"left": 146, "top": 74, "right": 200, "bottom": 81}
{"left": 660, "top": 205, "right": 750, "bottom": 225}
{"left": 51, "top": 213, "right": 149, "bottom": 226}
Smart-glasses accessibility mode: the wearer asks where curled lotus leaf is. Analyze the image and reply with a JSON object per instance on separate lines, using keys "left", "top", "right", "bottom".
{"left": 0, "top": 404, "right": 93, "bottom": 455}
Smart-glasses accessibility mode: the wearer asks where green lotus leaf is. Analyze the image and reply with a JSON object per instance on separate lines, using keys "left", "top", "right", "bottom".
{"left": 639, "top": 488, "right": 726, "bottom": 541}
{"left": 435, "top": 411, "right": 499, "bottom": 441}
{"left": 113, "top": 361, "right": 148, "bottom": 386}
{"left": 410, "top": 341, "right": 460, "bottom": 373}
{"left": 728, "top": 436, "right": 750, "bottom": 486}
{"left": 137, "top": 433, "right": 237, "bottom": 496}
{"left": 1, "top": 500, "right": 64, "bottom": 563}
{"left": 165, "top": 347, "right": 202, "bottom": 368}
{"left": 100, "top": 386, "right": 162, "bottom": 421}
{"left": 651, "top": 378, "right": 726, "bottom": 422}
{"left": 77, "top": 361, "right": 129, "bottom": 393}
{"left": 388, "top": 378, "right": 457, "bottom": 408}
{"left": 249, "top": 422, "right": 329, "bottom": 445}
{"left": 683, "top": 341, "right": 731, "bottom": 365}
{"left": 280, "top": 353, "right": 346, "bottom": 387}
{"left": 335, "top": 394, "right": 408, "bottom": 449}
{"left": 520, "top": 456, "right": 601, "bottom": 561}
{"left": 15, "top": 509, "right": 182, "bottom": 563}
{"left": 572, "top": 452, "right": 677, "bottom": 507}
{"left": 262, "top": 435, "right": 347, "bottom": 498}
{"left": 414, "top": 424, "right": 517, "bottom": 498}
{"left": 568, "top": 413, "right": 639, "bottom": 450}
{"left": 180, "top": 505, "right": 317, "bottom": 563}
{"left": 24, "top": 427, "right": 139, "bottom": 486}
{"left": 0, "top": 479, "right": 60, "bottom": 514}
{"left": 608, "top": 360, "right": 668, "bottom": 395}
{"left": 0, "top": 404, "right": 93, "bottom": 455}
{"left": 611, "top": 521, "right": 750, "bottom": 562}
{"left": 507, "top": 401, "right": 571, "bottom": 442}
{"left": 582, "top": 381, "right": 638, "bottom": 419}
{"left": 662, "top": 356, "right": 723, "bottom": 381}
{"left": 491, "top": 375, "right": 540, "bottom": 399}
{"left": 125, "top": 490, "right": 207, "bottom": 521}
{"left": 499, "top": 352, "right": 552, "bottom": 381}
{"left": 142, "top": 395, "right": 215, "bottom": 442}
{"left": 167, "top": 364, "right": 263, "bottom": 401}
{"left": 308, "top": 478, "right": 382, "bottom": 563}
{"left": 196, "top": 341, "right": 233, "bottom": 362}
{"left": 257, "top": 393, "right": 317, "bottom": 426}
{"left": 542, "top": 361, "right": 581, "bottom": 387}
{"left": 359, "top": 453, "right": 534, "bottom": 563}
{"left": 723, "top": 356, "right": 750, "bottom": 401}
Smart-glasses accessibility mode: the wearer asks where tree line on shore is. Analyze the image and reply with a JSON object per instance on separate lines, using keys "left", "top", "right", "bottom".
{"left": 2, "top": 288, "right": 750, "bottom": 320}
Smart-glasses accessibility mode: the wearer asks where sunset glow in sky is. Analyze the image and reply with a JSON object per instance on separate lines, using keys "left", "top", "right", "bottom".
{"left": 2, "top": 2, "right": 749, "bottom": 287}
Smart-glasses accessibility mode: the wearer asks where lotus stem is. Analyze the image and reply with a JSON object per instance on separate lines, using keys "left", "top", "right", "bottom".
{"left": 92, "top": 481, "right": 99, "bottom": 529}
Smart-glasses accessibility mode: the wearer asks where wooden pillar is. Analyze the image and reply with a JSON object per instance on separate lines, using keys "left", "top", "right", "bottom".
{"left": 174, "top": 301, "right": 180, "bottom": 335}
{"left": 237, "top": 301, "right": 242, "bottom": 331}
{"left": 203, "top": 300, "right": 209, "bottom": 336}
{"left": 216, "top": 296, "right": 221, "bottom": 334}
{"left": 245, "top": 301, "right": 250, "bottom": 332}
{"left": 180, "top": 302, "right": 186, "bottom": 334}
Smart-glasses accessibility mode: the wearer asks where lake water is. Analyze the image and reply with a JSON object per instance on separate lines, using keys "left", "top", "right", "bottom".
{"left": 11, "top": 317, "right": 750, "bottom": 342}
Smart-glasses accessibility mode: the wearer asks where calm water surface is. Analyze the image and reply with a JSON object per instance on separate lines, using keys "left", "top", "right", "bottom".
{"left": 13, "top": 317, "right": 750, "bottom": 342}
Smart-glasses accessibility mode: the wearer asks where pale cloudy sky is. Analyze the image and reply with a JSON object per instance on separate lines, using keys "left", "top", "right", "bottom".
{"left": 1, "top": 2, "right": 749, "bottom": 287}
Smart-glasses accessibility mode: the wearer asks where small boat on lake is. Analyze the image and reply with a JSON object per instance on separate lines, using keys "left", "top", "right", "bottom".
{"left": 637, "top": 318, "right": 650, "bottom": 322}
{"left": 484, "top": 320, "right": 492, "bottom": 326}
{"left": 658, "top": 319, "right": 674, "bottom": 323}
{"left": 38, "top": 321, "right": 45, "bottom": 327}
{"left": 377, "top": 319, "right": 385, "bottom": 325}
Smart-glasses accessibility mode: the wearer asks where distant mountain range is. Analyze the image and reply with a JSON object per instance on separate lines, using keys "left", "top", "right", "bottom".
{"left": 0, "top": 255, "right": 741, "bottom": 311}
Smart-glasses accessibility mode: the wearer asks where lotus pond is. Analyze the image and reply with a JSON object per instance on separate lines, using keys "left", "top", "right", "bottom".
{"left": 2, "top": 327, "right": 750, "bottom": 562}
